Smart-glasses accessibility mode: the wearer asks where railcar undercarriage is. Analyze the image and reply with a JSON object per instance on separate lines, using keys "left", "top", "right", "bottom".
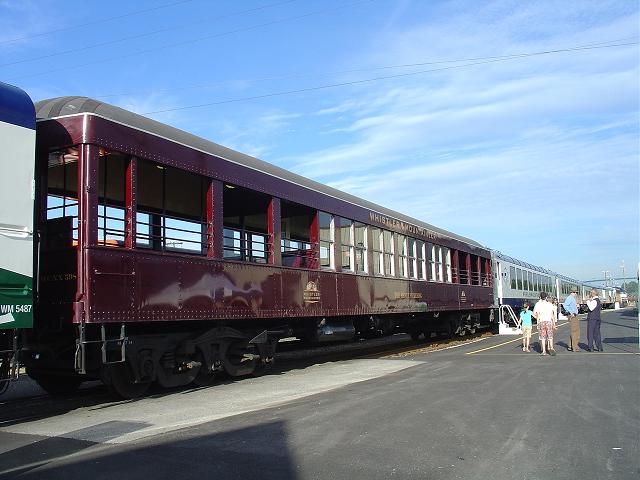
{"left": 21, "top": 309, "right": 494, "bottom": 399}
{"left": 23, "top": 322, "right": 285, "bottom": 399}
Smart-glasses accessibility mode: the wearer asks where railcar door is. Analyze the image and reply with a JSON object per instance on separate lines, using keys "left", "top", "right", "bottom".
{"left": 37, "top": 147, "right": 80, "bottom": 332}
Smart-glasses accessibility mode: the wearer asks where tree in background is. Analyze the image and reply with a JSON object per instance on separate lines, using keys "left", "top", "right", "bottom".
{"left": 622, "top": 281, "right": 638, "bottom": 297}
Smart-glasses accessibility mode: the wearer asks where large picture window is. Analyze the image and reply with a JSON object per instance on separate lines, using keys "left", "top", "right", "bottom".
{"left": 397, "top": 234, "right": 408, "bottom": 278}
{"left": 45, "top": 148, "right": 79, "bottom": 247}
{"left": 97, "top": 150, "right": 126, "bottom": 247}
{"left": 371, "top": 227, "right": 382, "bottom": 275}
{"left": 222, "top": 184, "right": 269, "bottom": 263}
{"left": 444, "top": 247, "right": 452, "bottom": 283}
{"left": 416, "top": 240, "right": 426, "bottom": 280}
{"left": 281, "top": 201, "right": 315, "bottom": 268}
{"left": 383, "top": 230, "right": 394, "bottom": 276}
{"left": 354, "top": 222, "right": 367, "bottom": 273}
{"left": 339, "top": 218, "right": 354, "bottom": 271}
{"left": 319, "top": 212, "right": 333, "bottom": 269}
{"left": 136, "top": 159, "right": 208, "bottom": 254}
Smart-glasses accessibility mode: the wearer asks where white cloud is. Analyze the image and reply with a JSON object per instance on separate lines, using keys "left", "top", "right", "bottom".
{"left": 281, "top": 2, "right": 638, "bottom": 280}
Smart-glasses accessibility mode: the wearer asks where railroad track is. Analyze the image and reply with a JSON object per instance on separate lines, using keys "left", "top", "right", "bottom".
{"left": 275, "top": 330, "right": 496, "bottom": 366}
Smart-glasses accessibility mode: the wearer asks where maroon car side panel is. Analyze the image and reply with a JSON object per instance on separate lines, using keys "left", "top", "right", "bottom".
{"left": 84, "top": 247, "right": 492, "bottom": 324}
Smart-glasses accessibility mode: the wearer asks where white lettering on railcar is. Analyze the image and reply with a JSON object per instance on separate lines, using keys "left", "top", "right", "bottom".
{"left": 368, "top": 212, "right": 438, "bottom": 240}
{"left": 0, "top": 304, "right": 31, "bottom": 315}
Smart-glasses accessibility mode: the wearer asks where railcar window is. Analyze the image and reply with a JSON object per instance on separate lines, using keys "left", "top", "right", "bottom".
{"left": 435, "top": 246, "right": 444, "bottom": 282}
{"left": 222, "top": 183, "right": 269, "bottom": 263}
{"left": 280, "top": 200, "right": 316, "bottom": 268}
{"left": 480, "top": 258, "right": 490, "bottom": 286}
{"left": 382, "top": 230, "right": 394, "bottom": 276}
{"left": 444, "top": 248, "right": 452, "bottom": 283}
{"left": 319, "top": 212, "right": 333, "bottom": 269}
{"left": 407, "top": 238, "right": 417, "bottom": 279}
{"left": 397, "top": 234, "right": 408, "bottom": 278}
{"left": 523, "top": 270, "right": 529, "bottom": 291}
{"left": 517, "top": 268, "right": 523, "bottom": 290}
{"left": 340, "top": 218, "right": 354, "bottom": 271}
{"left": 97, "top": 151, "right": 126, "bottom": 247}
{"left": 136, "top": 159, "right": 207, "bottom": 254}
{"left": 371, "top": 227, "right": 382, "bottom": 275}
{"left": 416, "top": 240, "right": 426, "bottom": 280}
{"left": 458, "top": 251, "right": 469, "bottom": 284}
{"left": 510, "top": 266, "right": 516, "bottom": 289}
{"left": 427, "top": 243, "right": 437, "bottom": 282}
{"left": 45, "top": 148, "right": 79, "bottom": 247}
{"left": 470, "top": 254, "right": 479, "bottom": 285}
{"left": 354, "top": 222, "right": 367, "bottom": 273}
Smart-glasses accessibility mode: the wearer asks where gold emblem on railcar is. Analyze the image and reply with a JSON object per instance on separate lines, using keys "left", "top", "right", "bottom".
{"left": 460, "top": 290, "right": 467, "bottom": 303}
{"left": 303, "top": 281, "right": 321, "bottom": 304}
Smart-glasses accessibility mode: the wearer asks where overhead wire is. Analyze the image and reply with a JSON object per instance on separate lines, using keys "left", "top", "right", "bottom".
{"left": 92, "top": 37, "right": 637, "bottom": 100}
{"left": 7, "top": 0, "right": 376, "bottom": 81}
{"left": 0, "top": 0, "right": 196, "bottom": 45}
{"left": 0, "top": 0, "right": 300, "bottom": 67}
{"left": 140, "top": 41, "right": 638, "bottom": 114}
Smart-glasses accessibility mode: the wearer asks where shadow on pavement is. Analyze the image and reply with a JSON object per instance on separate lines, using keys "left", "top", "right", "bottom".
{"left": 0, "top": 420, "right": 298, "bottom": 480}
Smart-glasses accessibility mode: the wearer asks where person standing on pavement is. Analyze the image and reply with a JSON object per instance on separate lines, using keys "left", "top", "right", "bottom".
{"left": 586, "top": 288, "right": 603, "bottom": 352}
{"left": 520, "top": 302, "right": 533, "bottom": 352}
{"left": 533, "top": 292, "right": 556, "bottom": 356}
{"left": 563, "top": 287, "right": 580, "bottom": 351}
{"left": 548, "top": 297, "right": 558, "bottom": 355}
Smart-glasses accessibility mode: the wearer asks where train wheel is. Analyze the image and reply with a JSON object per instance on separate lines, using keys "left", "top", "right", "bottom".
{"left": 32, "top": 374, "right": 83, "bottom": 396}
{"left": 192, "top": 351, "right": 216, "bottom": 387}
{"left": 102, "top": 362, "right": 150, "bottom": 399}
{"left": 222, "top": 341, "right": 259, "bottom": 377}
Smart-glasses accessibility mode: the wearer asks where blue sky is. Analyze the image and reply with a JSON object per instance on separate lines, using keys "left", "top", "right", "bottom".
{"left": 2, "top": 0, "right": 638, "bottom": 283}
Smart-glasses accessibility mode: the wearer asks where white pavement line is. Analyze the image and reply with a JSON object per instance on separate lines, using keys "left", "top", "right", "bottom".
{"left": 466, "top": 321, "right": 569, "bottom": 355}
{"left": 1, "top": 359, "right": 424, "bottom": 446}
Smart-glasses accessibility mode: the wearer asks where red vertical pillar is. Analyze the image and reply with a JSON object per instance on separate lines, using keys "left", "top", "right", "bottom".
{"left": 124, "top": 157, "right": 137, "bottom": 249}
{"left": 309, "top": 211, "right": 319, "bottom": 269}
{"left": 465, "top": 253, "right": 471, "bottom": 285}
{"left": 207, "top": 179, "right": 223, "bottom": 258}
{"left": 452, "top": 250, "right": 459, "bottom": 284}
{"left": 267, "top": 197, "right": 281, "bottom": 265}
{"left": 476, "top": 256, "right": 481, "bottom": 286}
{"left": 333, "top": 216, "right": 342, "bottom": 273}
{"left": 485, "top": 258, "right": 492, "bottom": 287}
{"left": 76, "top": 144, "right": 99, "bottom": 320}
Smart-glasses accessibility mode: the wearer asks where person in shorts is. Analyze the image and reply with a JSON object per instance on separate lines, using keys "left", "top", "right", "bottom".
{"left": 533, "top": 291, "right": 555, "bottom": 356}
{"left": 520, "top": 302, "right": 533, "bottom": 352}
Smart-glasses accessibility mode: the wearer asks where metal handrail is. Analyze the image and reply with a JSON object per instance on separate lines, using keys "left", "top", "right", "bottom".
{"left": 499, "top": 304, "right": 521, "bottom": 328}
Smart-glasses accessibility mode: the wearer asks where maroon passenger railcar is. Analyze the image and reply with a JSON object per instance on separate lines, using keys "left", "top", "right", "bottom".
{"left": 24, "top": 97, "right": 493, "bottom": 398}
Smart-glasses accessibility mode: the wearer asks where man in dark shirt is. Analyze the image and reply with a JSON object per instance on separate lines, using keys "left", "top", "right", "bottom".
{"left": 586, "top": 289, "right": 603, "bottom": 352}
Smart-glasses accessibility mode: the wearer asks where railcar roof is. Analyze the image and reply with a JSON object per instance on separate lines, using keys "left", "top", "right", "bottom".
{"left": 493, "top": 250, "right": 583, "bottom": 284}
{"left": 0, "top": 81, "right": 35, "bottom": 130}
{"left": 35, "top": 96, "right": 485, "bottom": 248}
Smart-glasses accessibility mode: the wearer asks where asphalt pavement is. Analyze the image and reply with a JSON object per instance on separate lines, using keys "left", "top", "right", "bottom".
{"left": 0, "top": 308, "right": 638, "bottom": 479}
